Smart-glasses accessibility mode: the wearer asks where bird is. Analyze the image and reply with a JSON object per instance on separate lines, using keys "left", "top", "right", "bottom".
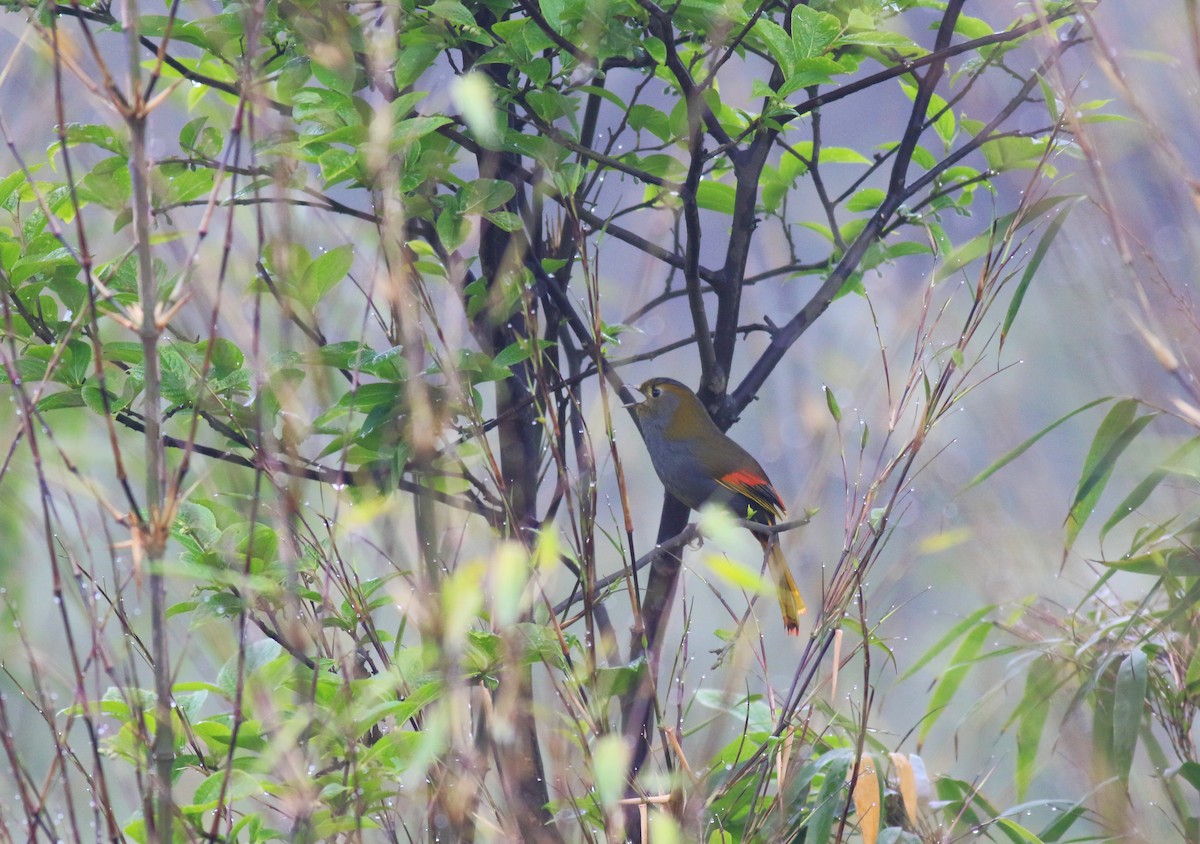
{"left": 627, "top": 377, "right": 805, "bottom": 634}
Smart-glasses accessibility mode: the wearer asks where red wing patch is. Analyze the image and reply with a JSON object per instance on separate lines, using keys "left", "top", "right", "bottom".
{"left": 717, "top": 469, "right": 785, "bottom": 521}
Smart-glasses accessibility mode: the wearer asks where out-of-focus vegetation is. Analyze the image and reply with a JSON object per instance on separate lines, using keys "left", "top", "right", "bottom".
{"left": 0, "top": 0, "right": 1195, "bottom": 841}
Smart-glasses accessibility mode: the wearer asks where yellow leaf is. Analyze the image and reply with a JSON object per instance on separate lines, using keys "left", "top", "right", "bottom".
{"left": 889, "top": 752, "right": 919, "bottom": 827}
{"left": 849, "top": 755, "right": 880, "bottom": 844}
{"left": 917, "top": 526, "right": 972, "bottom": 554}
{"left": 703, "top": 554, "right": 773, "bottom": 595}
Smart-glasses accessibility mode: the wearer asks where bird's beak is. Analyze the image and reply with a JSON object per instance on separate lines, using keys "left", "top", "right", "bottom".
{"left": 622, "top": 386, "right": 646, "bottom": 409}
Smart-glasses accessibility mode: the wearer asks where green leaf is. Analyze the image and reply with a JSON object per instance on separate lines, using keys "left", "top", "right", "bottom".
{"left": 81, "top": 373, "right": 132, "bottom": 414}
{"left": 877, "top": 831, "right": 923, "bottom": 844}
{"left": 62, "top": 123, "right": 127, "bottom": 156}
{"left": 36, "top": 389, "right": 86, "bottom": 412}
{"left": 593, "top": 660, "right": 646, "bottom": 699}
{"left": 805, "top": 751, "right": 853, "bottom": 843}
{"left": 297, "top": 244, "right": 354, "bottom": 310}
{"left": 824, "top": 385, "right": 840, "bottom": 422}
{"left": 1099, "top": 435, "right": 1200, "bottom": 543}
{"left": 695, "top": 689, "right": 773, "bottom": 733}
{"left": 1013, "top": 656, "right": 1058, "bottom": 799}
{"left": 592, "top": 734, "right": 632, "bottom": 809}
{"left": 103, "top": 342, "right": 144, "bottom": 365}
{"left": 900, "top": 78, "right": 955, "bottom": 147}
{"left": 492, "top": 341, "right": 533, "bottom": 368}
{"left": 902, "top": 605, "right": 993, "bottom": 681}
{"left": 1178, "top": 761, "right": 1200, "bottom": 793}
{"left": 1065, "top": 400, "right": 1156, "bottom": 554}
{"left": 918, "top": 618, "right": 991, "bottom": 745}
{"left": 1002, "top": 199, "right": 1076, "bottom": 345}
{"left": 628, "top": 104, "right": 671, "bottom": 142}
{"left": 1036, "top": 802, "right": 1088, "bottom": 842}
{"left": 390, "top": 115, "right": 453, "bottom": 150}
{"left": 275, "top": 56, "right": 311, "bottom": 104}
{"left": 216, "top": 639, "right": 282, "bottom": 699}
{"left": 964, "top": 398, "right": 1112, "bottom": 490}
{"left": 184, "top": 770, "right": 263, "bottom": 813}
{"left": 1111, "top": 649, "right": 1147, "bottom": 783}
{"left": 982, "top": 135, "right": 1050, "bottom": 172}
{"left": 954, "top": 15, "right": 994, "bottom": 40}
{"left": 695, "top": 181, "right": 736, "bottom": 215}
{"left": 791, "top": 5, "right": 840, "bottom": 60}
{"left": 931, "top": 229, "right": 994, "bottom": 282}
{"left": 1103, "top": 547, "right": 1200, "bottom": 578}
{"left": 428, "top": 0, "right": 477, "bottom": 28}
{"left": 847, "top": 187, "right": 885, "bottom": 212}
{"left": 484, "top": 210, "right": 523, "bottom": 231}
{"left": 392, "top": 41, "right": 439, "bottom": 90}
{"left": 461, "top": 178, "right": 515, "bottom": 214}
{"left": 754, "top": 18, "right": 794, "bottom": 74}
{"left": 642, "top": 35, "right": 666, "bottom": 64}
{"left": 453, "top": 71, "right": 501, "bottom": 148}
{"left": 436, "top": 209, "right": 470, "bottom": 251}
{"left": 175, "top": 501, "right": 221, "bottom": 548}
{"left": 353, "top": 680, "right": 442, "bottom": 739}
{"left": 818, "top": 146, "right": 870, "bottom": 165}
{"left": 0, "top": 171, "right": 26, "bottom": 208}
{"left": 993, "top": 818, "right": 1049, "bottom": 844}
{"left": 779, "top": 56, "right": 848, "bottom": 94}
{"left": 840, "top": 30, "right": 922, "bottom": 52}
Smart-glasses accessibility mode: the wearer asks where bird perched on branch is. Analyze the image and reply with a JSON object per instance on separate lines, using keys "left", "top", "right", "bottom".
{"left": 627, "top": 377, "right": 805, "bottom": 634}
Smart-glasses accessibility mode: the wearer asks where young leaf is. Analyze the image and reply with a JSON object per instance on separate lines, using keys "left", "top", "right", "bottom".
{"left": 824, "top": 385, "right": 841, "bottom": 422}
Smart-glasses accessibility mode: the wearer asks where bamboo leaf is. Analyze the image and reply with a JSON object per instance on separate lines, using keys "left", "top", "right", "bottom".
{"left": 1065, "top": 400, "right": 1156, "bottom": 554}
{"left": 964, "top": 397, "right": 1112, "bottom": 490}
{"left": 1013, "top": 656, "right": 1058, "bottom": 799}
{"left": 806, "top": 752, "right": 852, "bottom": 844}
{"left": 918, "top": 620, "right": 991, "bottom": 745}
{"left": 1036, "top": 802, "right": 1088, "bottom": 842}
{"left": 899, "top": 604, "right": 994, "bottom": 681}
{"left": 1001, "top": 199, "right": 1076, "bottom": 347}
{"left": 994, "top": 818, "right": 1048, "bottom": 843}
{"left": 1100, "top": 435, "right": 1200, "bottom": 543}
{"left": 1111, "top": 649, "right": 1148, "bottom": 783}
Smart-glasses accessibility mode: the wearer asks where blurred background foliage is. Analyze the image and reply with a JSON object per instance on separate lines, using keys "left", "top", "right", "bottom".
{"left": 0, "top": 0, "right": 1197, "bottom": 841}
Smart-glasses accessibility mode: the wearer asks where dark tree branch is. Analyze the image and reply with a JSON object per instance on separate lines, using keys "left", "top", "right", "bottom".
{"left": 729, "top": 26, "right": 1080, "bottom": 419}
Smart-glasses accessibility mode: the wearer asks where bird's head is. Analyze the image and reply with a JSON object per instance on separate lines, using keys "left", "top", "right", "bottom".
{"left": 628, "top": 377, "right": 710, "bottom": 437}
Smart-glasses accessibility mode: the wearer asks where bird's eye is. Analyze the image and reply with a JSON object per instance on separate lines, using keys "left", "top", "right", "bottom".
{"left": 650, "top": 386, "right": 662, "bottom": 397}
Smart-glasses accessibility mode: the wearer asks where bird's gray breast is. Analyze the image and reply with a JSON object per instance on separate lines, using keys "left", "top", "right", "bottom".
{"left": 640, "top": 419, "right": 720, "bottom": 511}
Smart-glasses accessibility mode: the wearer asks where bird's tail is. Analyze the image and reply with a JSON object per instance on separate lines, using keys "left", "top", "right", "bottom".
{"left": 760, "top": 535, "right": 805, "bottom": 635}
